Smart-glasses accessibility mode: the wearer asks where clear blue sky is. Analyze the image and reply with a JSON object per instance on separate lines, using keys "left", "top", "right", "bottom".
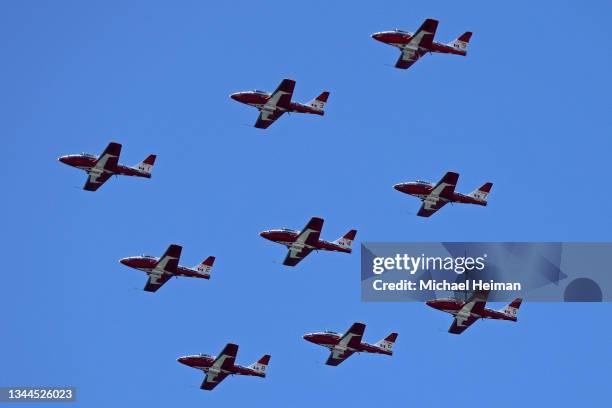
{"left": 2, "top": 1, "right": 611, "bottom": 406}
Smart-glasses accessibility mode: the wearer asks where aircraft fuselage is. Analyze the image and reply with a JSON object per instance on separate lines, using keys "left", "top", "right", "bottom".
{"left": 302, "top": 332, "right": 391, "bottom": 355}
{"left": 119, "top": 256, "right": 208, "bottom": 279}
{"left": 371, "top": 31, "right": 466, "bottom": 55}
{"left": 426, "top": 298, "right": 516, "bottom": 321}
{"left": 394, "top": 182, "right": 486, "bottom": 206}
{"left": 230, "top": 92, "right": 324, "bottom": 115}
{"left": 259, "top": 230, "right": 350, "bottom": 253}
{"left": 58, "top": 155, "right": 150, "bottom": 178}
{"left": 177, "top": 355, "right": 263, "bottom": 377}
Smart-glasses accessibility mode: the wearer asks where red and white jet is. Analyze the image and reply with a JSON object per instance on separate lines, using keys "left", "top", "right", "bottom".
{"left": 119, "top": 244, "right": 215, "bottom": 292}
{"left": 372, "top": 18, "right": 472, "bottom": 70}
{"left": 427, "top": 290, "right": 523, "bottom": 335}
{"left": 394, "top": 171, "right": 492, "bottom": 217}
{"left": 230, "top": 78, "right": 329, "bottom": 129}
{"left": 58, "top": 142, "right": 156, "bottom": 191}
{"left": 260, "top": 217, "right": 356, "bottom": 266}
{"left": 303, "top": 322, "right": 398, "bottom": 366}
{"left": 177, "top": 343, "right": 270, "bottom": 391}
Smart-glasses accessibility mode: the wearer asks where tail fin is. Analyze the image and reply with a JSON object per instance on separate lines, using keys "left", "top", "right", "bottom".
{"left": 135, "top": 154, "right": 156, "bottom": 175}
{"left": 193, "top": 256, "right": 215, "bottom": 278}
{"left": 306, "top": 91, "right": 329, "bottom": 112}
{"left": 248, "top": 355, "right": 271, "bottom": 376}
{"left": 375, "top": 333, "right": 398, "bottom": 354}
{"left": 468, "top": 182, "right": 493, "bottom": 201}
{"left": 448, "top": 31, "right": 472, "bottom": 53}
{"left": 333, "top": 229, "right": 357, "bottom": 252}
{"left": 501, "top": 298, "right": 522, "bottom": 320}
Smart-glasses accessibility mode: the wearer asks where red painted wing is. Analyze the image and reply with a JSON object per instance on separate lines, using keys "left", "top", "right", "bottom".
{"left": 254, "top": 109, "right": 285, "bottom": 129}
{"left": 200, "top": 371, "right": 229, "bottom": 391}
{"left": 143, "top": 273, "right": 172, "bottom": 292}
{"left": 325, "top": 349, "right": 355, "bottom": 366}
{"left": 448, "top": 315, "right": 479, "bottom": 335}
{"left": 417, "top": 200, "right": 448, "bottom": 217}
{"left": 283, "top": 247, "right": 313, "bottom": 267}
{"left": 83, "top": 171, "right": 113, "bottom": 191}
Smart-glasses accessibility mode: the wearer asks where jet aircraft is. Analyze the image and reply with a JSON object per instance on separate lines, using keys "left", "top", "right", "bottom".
{"left": 177, "top": 343, "right": 270, "bottom": 391}
{"left": 427, "top": 290, "right": 523, "bottom": 334}
{"left": 230, "top": 78, "right": 329, "bottom": 129}
{"left": 394, "top": 171, "right": 492, "bottom": 217}
{"left": 119, "top": 244, "right": 215, "bottom": 292}
{"left": 58, "top": 142, "right": 155, "bottom": 191}
{"left": 303, "top": 322, "right": 398, "bottom": 366}
{"left": 260, "top": 217, "right": 356, "bottom": 266}
{"left": 372, "top": 18, "right": 472, "bottom": 69}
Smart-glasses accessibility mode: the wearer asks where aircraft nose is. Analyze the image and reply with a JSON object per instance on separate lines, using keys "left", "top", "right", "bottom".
{"left": 393, "top": 183, "right": 404, "bottom": 191}
{"left": 58, "top": 156, "right": 68, "bottom": 164}
{"left": 229, "top": 92, "right": 241, "bottom": 101}
{"left": 371, "top": 32, "right": 383, "bottom": 41}
{"left": 259, "top": 231, "right": 271, "bottom": 239}
{"left": 119, "top": 258, "right": 130, "bottom": 266}
{"left": 177, "top": 356, "right": 188, "bottom": 365}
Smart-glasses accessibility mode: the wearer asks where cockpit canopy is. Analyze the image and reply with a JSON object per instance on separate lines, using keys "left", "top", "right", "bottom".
{"left": 280, "top": 228, "right": 295, "bottom": 232}
{"left": 394, "top": 29, "right": 412, "bottom": 35}
{"left": 82, "top": 153, "right": 97, "bottom": 158}
{"left": 141, "top": 254, "right": 157, "bottom": 259}
{"left": 415, "top": 180, "right": 431, "bottom": 185}
{"left": 324, "top": 330, "right": 340, "bottom": 335}
{"left": 198, "top": 353, "right": 213, "bottom": 358}
{"left": 253, "top": 89, "right": 269, "bottom": 95}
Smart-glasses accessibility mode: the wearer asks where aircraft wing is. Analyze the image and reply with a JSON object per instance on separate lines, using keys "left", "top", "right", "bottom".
{"left": 448, "top": 315, "right": 479, "bottom": 335}
{"left": 448, "top": 290, "right": 490, "bottom": 334}
{"left": 200, "top": 343, "right": 239, "bottom": 390}
{"left": 395, "top": 19, "right": 438, "bottom": 69}
{"left": 254, "top": 79, "right": 295, "bottom": 129}
{"left": 325, "top": 349, "right": 355, "bottom": 366}
{"left": 282, "top": 246, "right": 313, "bottom": 267}
{"left": 143, "top": 273, "right": 172, "bottom": 292}
{"left": 282, "top": 217, "right": 324, "bottom": 266}
{"left": 200, "top": 371, "right": 229, "bottom": 391}
{"left": 156, "top": 244, "right": 182, "bottom": 274}
{"left": 430, "top": 171, "right": 459, "bottom": 198}
{"left": 296, "top": 217, "right": 324, "bottom": 246}
{"left": 266, "top": 78, "right": 295, "bottom": 111}
{"left": 83, "top": 142, "right": 122, "bottom": 191}
{"left": 83, "top": 171, "right": 113, "bottom": 191}
{"left": 339, "top": 322, "right": 366, "bottom": 349}
{"left": 213, "top": 343, "right": 239, "bottom": 370}
{"left": 417, "top": 200, "right": 448, "bottom": 217}
{"left": 325, "top": 322, "right": 365, "bottom": 365}
{"left": 254, "top": 109, "right": 285, "bottom": 129}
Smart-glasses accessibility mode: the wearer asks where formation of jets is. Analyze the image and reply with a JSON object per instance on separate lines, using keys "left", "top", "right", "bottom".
{"left": 55, "top": 17, "right": 520, "bottom": 393}
{"left": 260, "top": 216, "right": 356, "bottom": 266}
{"left": 427, "top": 290, "right": 522, "bottom": 334}
{"left": 394, "top": 171, "right": 493, "bottom": 217}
